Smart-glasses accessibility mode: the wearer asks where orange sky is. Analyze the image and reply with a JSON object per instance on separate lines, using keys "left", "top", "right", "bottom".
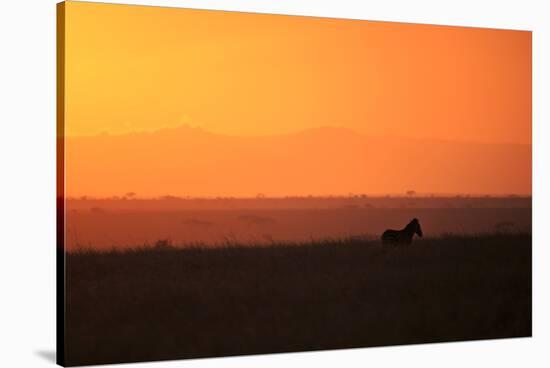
{"left": 61, "top": 1, "right": 531, "bottom": 197}
{"left": 64, "top": 1, "right": 531, "bottom": 143}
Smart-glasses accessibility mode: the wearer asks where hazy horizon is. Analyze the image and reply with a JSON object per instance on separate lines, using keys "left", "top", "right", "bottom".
{"left": 64, "top": 123, "right": 531, "bottom": 198}
{"left": 67, "top": 123, "right": 534, "bottom": 146}
{"left": 64, "top": 195, "right": 531, "bottom": 250}
{"left": 65, "top": 193, "right": 532, "bottom": 200}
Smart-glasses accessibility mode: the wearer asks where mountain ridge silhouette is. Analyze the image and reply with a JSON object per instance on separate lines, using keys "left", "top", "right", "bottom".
{"left": 69, "top": 124, "right": 531, "bottom": 146}
{"left": 65, "top": 124, "right": 532, "bottom": 197}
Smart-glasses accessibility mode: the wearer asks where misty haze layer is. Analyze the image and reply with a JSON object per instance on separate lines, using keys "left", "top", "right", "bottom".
{"left": 65, "top": 126, "right": 531, "bottom": 198}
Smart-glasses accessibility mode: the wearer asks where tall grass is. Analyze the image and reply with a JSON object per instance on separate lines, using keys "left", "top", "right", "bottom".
{"left": 64, "top": 233, "right": 531, "bottom": 366}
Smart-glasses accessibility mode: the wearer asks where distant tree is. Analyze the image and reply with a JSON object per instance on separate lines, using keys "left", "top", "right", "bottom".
{"left": 125, "top": 192, "right": 136, "bottom": 198}
{"left": 406, "top": 190, "right": 416, "bottom": 197}
{"left": 256, "top": 193, "right": 266, "bottom": 199}
{"left": 161, "top": 195, "right": 179, "bottom": 200}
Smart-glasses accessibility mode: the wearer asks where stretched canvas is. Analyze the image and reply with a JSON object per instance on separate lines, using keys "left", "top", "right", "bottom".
{"left": 57, "top": 1, "right": 532, "bottom": 366}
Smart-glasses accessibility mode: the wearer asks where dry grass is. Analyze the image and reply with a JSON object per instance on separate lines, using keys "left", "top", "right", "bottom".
{"left": 63, "top": 233, "right": 531, "bottom": 366}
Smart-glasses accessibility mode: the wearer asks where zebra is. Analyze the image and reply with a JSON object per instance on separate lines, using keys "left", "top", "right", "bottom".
{"left": 381, "top": 218, "right": 423, "bottom": 245}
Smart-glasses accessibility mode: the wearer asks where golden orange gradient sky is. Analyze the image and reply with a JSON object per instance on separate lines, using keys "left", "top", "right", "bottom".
{"left": 64, "top": 1, "right": 531, "bottom": 144}
{"left": 61, "top": 1, "right": 532, "bottom": 198}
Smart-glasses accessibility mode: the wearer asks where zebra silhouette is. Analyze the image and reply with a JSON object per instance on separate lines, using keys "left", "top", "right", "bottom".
{"left": 381, "top": 218, "right": 423, "bottom": 245}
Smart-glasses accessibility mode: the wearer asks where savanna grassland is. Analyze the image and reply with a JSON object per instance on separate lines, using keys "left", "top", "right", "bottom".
{"left": 65, "top": 196, "right": 531, "bottom": 249}
{"left": 64, "top": 232, "right": 531, "bottom": 366}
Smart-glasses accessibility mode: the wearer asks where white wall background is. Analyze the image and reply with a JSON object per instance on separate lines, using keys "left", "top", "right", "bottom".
{"left": 0, "top": 0, "right": 548, "bottom": 367}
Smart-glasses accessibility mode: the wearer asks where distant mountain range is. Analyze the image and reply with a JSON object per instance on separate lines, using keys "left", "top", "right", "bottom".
{"left": 65, "top": 125, "right": 531, "bottom": 197}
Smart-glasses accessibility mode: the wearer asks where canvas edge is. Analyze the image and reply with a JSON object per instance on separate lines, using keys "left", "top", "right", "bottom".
{"left": 56, "top": 1, "right": 66, "bottom": 366}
